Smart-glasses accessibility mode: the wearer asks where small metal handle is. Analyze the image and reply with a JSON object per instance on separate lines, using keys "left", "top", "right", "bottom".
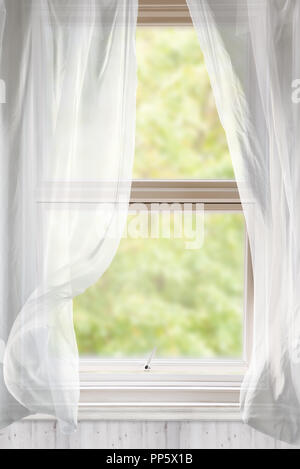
{"left": 144, "top": 347, "right": 156, "bottom": 371}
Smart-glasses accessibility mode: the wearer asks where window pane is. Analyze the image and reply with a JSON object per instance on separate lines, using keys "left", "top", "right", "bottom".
{"left": 74, "top": 211, "right": 244, "bottom": 358}
{"left": 134, "top": 27, "right": 234, "bottom": 180}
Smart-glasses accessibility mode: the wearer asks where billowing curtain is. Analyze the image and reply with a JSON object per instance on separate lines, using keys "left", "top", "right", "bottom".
{"left": 0, "top": 0, "right": 137, "bottom": 433}
{"left": 187, "top": 0, "right": 300, "bottom": 444}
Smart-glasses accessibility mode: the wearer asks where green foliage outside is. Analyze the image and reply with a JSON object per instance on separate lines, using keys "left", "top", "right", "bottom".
{"left": 134, "top": 27, "right": 234, "bottom": 179}
{"left": 73, "top": 28, "right": 244, "bottom": 359}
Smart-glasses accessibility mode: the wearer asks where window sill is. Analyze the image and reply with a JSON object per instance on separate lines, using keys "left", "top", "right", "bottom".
{"left": 27, "top": 405, "right": 241, "bottom": 422}
{"left": 77, "top": 358, "right": 244, "bottom": 421}
{"left": 76, "top": 405, "right": 241, "bottom": 421}
{"left": 25, "top": 359, "right": 245, "bottom": 422}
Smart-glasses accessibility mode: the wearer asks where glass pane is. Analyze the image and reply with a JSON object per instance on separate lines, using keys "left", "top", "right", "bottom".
{"left": 134, "top": 27, "right": 234, "bottom": 179}
{"left": 74, "top": 211, "right": 245, "bottom": 358}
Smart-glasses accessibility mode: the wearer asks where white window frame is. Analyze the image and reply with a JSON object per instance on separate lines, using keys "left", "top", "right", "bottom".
{"left": 78, "top": 180, "right": 253, "bottom": 421}
{"left": 77, "top": 2, "right": 253, "bottom": 421}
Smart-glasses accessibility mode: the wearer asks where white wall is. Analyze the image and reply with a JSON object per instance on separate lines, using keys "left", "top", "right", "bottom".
{"left": 0, "top": 421, "right": 297, "bottom": 449}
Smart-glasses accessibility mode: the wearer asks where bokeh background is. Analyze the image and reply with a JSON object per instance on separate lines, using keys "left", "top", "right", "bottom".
{"left": 73, "top": 27, "right": 245, "bottom": 359}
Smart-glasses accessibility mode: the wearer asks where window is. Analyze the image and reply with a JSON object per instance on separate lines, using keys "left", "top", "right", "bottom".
{"left": 134, "top": 27, "right": 234, "bottom": 179}
{"left": 75, "top": 0, "right": 253, "bottom": 420}
{"left": 75, "top": 205, "right": 245, "bottom": 360}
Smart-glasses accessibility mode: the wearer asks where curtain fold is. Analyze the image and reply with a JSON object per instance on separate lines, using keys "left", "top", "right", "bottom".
{"left": 0, "top": 0, "right": 137, "bottom": 433}
{"left": 187, "top": 0, "right": 300, "bottom": 444}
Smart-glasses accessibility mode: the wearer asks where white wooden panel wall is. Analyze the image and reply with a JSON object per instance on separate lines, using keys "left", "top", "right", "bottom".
{"left": 0, "top": 421, "right": 298, "bottom": 449}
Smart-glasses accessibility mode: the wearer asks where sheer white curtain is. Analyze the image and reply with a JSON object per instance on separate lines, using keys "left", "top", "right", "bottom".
{"left": 0, "top": 0, "right": 137, "bottom": 433}
{"left": 187, "top": 0, "right": 300, "bottom": 444}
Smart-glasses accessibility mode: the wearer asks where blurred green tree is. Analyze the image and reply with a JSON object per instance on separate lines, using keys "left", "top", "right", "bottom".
{"left": 73, "top": 28, "right": 244, "bottom": 359}
{"left": 134, "top": 27, "right": 234, "bottom": 179}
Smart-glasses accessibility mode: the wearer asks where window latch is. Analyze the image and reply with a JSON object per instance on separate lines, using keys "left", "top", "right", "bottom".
{"left": 144, "top": 347, "right": 156, "bottom": 371}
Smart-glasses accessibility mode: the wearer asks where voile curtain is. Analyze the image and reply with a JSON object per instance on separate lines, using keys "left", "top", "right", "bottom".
{"left": 187, "top": 0, "right": 300, "bottom": 444}
{"left": 0, "top": 0, "right": 137, "bottom": 433}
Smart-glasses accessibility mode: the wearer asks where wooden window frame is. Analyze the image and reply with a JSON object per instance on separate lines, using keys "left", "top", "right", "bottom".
{"left": 138, "top": 0, "right": 192, "bottom": 26}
